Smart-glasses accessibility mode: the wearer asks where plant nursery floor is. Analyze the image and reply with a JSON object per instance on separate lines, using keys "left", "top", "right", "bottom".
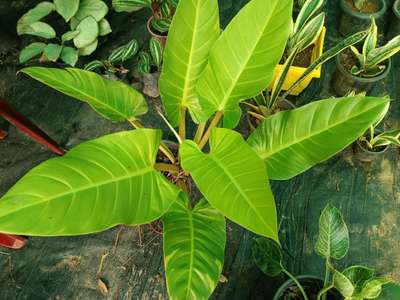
{"left": 0, "top": 1, "right": 399, "bottom": 299}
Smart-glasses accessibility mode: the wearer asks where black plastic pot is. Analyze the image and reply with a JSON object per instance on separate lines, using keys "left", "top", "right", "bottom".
{"left": 332, "top": 54, "right": 391, "bottom": 96}
{"left": 354, "top": 138, "right": 389, "bottom": 162}
{"left": 339, "top": 0, "right": 387, "bottom": 37}
{"left": 273, "top": 276, "right": 342, "bottom": 300}
{"left": 388, "top": 0, "right": 400, "bottom": 39}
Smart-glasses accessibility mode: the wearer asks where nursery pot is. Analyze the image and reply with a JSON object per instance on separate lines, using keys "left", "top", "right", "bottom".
{"left": 354, "top": 130, "right": 389, "bottom": 162}
{"left": 388, "top": 0, "right": 400, "bottom": 39}
{"left": 147, "top": 16, "right": 167, "bottom": 46}
{"left": 273, "top": 276, "right": 341, "bottom": 300}
{"left": 339, "top": 0, "right": 387, "bottom": 37}
{"left": 332, "top": 54, "right": 391, "bottom": 96}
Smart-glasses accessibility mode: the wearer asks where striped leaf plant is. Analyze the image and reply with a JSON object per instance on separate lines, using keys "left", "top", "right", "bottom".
{"left": 1, "top": 0, "right": 390, "bottom": 299}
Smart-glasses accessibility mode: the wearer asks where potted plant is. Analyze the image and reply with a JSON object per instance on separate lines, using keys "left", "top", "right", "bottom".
{"left": 112, "top": 0, "right": 178, "bottom": 45}
{"left": 333, "top": 19, "right": 400, "bottom": 96}
{"left": 17, "top": 0, "right": 112, "bottom": 66}
{"left": 253, "top": 204, "right": 398, "bottom": 300}
{"left": 354, "top": 118, "right": 400, "bottom": 162}
{"left": 339, "top": 0, "right": 387, "bottom": 37}
{"left": 0, "top": 0, "right": 390, "bottom": 299}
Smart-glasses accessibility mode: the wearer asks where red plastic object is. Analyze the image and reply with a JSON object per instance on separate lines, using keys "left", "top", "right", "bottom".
{"left": 0, "top": 97, "right": 65, "bottom": 155}
{"left": 0, "top": 234, "right": 27, "bottom": 249}
{"left": 0, "top": 128, "right": 7, "bottom": 140}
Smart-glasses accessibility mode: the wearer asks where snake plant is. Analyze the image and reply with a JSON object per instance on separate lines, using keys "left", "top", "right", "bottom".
{"left": 0, "top": 0, "right": 390, "bottom": 299}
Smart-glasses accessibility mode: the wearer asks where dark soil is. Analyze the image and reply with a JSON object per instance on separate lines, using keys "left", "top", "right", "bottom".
{"left": 282, "top": 282, "right": 340, "bottom": 300}
{"left": 281, "top": 46, "right": 315, "bottom": 68}
{"left": 346, "top": 0, "right": 380, "bottom": 13}
{"left": 359, "top": 139, "right": 388, "bottom": 153}
{"left": 339, "top": 48, "right": 359, "bottom": 72}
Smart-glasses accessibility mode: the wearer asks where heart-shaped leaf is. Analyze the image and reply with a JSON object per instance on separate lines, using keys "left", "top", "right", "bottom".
{"left": 19, "top": 42, "right": 47, "bottom": 63}
{"left": 163, "top": 195, "right": 226, "bottom": 300}
{"left": 342, "top": 266, "right": 375, "bottom": 295}
{"left": 248, "top": 96, "right": 390, "bottom": 180}
{"left": 196, "top": 0, "right": 292, "bottom": 128}
{"left": 54, "top": 0, "right": 80, "bottom": 22}
{"left": 252, "top": 238, "right": 283, "bottom": 277}
{"left": 334, "top": 270, "right": 355, "bottom": 298}
{"left": 180, "top": 128, "right": 278, "bottom": 242}
{"left": 20, "top": 67, "right": 147, "bottom": 121}
{"left": 0, "top": 129, "right": 180, "bottom": 236}
{"left": 315, "top": 203, "right": 349, "bottom": 260}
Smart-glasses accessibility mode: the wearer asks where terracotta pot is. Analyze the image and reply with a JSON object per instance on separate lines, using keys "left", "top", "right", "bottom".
{"left": 147, "top": 16, "right": 167, "bottom": 46}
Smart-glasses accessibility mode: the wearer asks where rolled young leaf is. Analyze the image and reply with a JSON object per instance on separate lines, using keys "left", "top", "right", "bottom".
{"left": 163, "top": 195, "right": 226, "bottom": 300}
{"left": 196, "top": 0, "right": 292, "bottom": 128}
{"left": 20, "top": 67, "right": 147, "bottom": 121}
{"left": 180, "top": 128, "right": 278, "bottom": 242}
{"left": 315, "top": 204, "right": 349, "bottom": 260}
{"left": 248, "top": 96, "right": 390, "bottom": 180}
{"left": 159, "top": 0, "right": 220, "bottom": 126}
{"left": 0, "top": 129, "right": 181, "bottom": 236}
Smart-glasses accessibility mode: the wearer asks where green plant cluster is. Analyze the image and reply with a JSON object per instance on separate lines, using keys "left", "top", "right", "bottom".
{"left": 84, "top": 37, "right": 163, "bottom": 75}
{"left": 18, "top": 0, "right": 112, "bottom": 66}
{"left": 112, "top": 0, "right": 178, "bottom": 33}
{"left": 253, "top": 204, "right": 398, "bottom": 300}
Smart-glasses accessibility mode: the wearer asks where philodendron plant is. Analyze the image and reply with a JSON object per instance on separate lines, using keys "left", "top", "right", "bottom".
{"left": 253, "top": 204, "right": 397, "bottom": 300}
{"left": 0, "top": 0, "right": 390, "bottom": 299}
{"left": 18, "top": 0, "right": 112, "bottom": 66}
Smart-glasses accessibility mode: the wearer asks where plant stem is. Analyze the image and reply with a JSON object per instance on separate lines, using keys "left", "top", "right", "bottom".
{"left": 155, "top": 108, "right": 182, "bottom": 144}
{"left": 321, "top": 259, "right": 331, "bottom": 300}
{"left": 282, "top": 269, "right": 309, "bottom": 300}
{"left": 154, "top": 163, "right": 180, "bottom": 174}
{"left": 128, "top": 118, "right": 176, "bottom": 164}
{"left": 198, "top": 111, "right": 223, "bottom": 150}
{"left": 179, "top": 106, "right": 187, "bottom": 141}
{"left": 317, "top": 284, "right": 334, "bottom": 300}
{"left": 194, "top": 122, "right": 206, "bottom": 144}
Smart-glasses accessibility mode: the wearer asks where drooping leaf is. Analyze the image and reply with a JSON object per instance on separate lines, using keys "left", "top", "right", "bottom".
{"left": 360, "top": 278, "right": 389, "bottom": 299}
{"left": 61, "top": 30, "right": 80, "bottom": 42}
{"left": 248, "top": 96, "right": 390, "bottom": 180}
{"left": 78, "top": 39, "right": 98, "bottom": 56}
{"left": 180, "top": 128, "right": 278, "bottom": 242}
{"left": 0, "top": 129, "right": 180, "bottom": 236}
{"left": 196, "top": 0, "right": 292, "bottom": 128}
{"left": 73, "top": 16, "right": 99, "bottom": 48}
{"left": 20, "top": 67, "right": 147, "bottom": 121}
{"left": 42, "top": 43, "right": 62, "bottom": 62}
{"left": 315, "top": 203, "right": 349, "bottom": 260}
{"left": 99, "top": 18, "right": 112, "bottom": 36}
{"left": 74, "top": 0, "right": 109, "bottom": 21}
{"left": 54, "top": 0, "right": 80, "bottom": 22}
{"left": 163, "top": 195, "right": 226, "bottom": 300}
{"left": 159, "top": 0, "right": 219, "bottom": 126}
{"left": 252, "top": 238, "right": 283, "bottom": 277}
{"left": 112, "top": 0, "right": 151, "bottom": 12}
{"left": 17, "top": 2, "right": 55, "bottom": 34}
{"left": 60, "top": 47, "right": 79, "bottom": 66}
{"left": 18, "top": 21, "right": 56, "bottom": 39}
{"left": 19, "top": 42, "right": 46, "bottom": 64}
{"left": 342, "top": 266, "right": 375, "bottom": 295}
{"left": 333, "top": 270, "right": 355, "bottom": 298}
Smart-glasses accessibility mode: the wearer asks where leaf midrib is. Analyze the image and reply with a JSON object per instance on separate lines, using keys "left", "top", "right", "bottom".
{"left": 185, "top": 210, "right": 195, "bottom": 299}
{"left": 257, "top": 104, "right": 384, "bottom": 160}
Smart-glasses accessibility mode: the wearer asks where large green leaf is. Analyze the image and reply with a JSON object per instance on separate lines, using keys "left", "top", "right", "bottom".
{"left": 180, "top": 128, "right": 278, "bottom": 242}
{"left": 196, "top": 0, "right": 292, "bottom": 128}
{"left": 248, "top": 96, "right": 390, "bottom": 180}
{"left": 159, "top": 0, "right": 220, "bottom": 126}
{"left": 163, "top": 195, "right": 226, "bottom": 300}
{"left": 315, "top": 203, "right": 349, "bottom": 260}
{"left": 20, "top": 67, "right": 147, "bottom": 121}
{"left": 54, "top": 0, "right": 80, "bottom": 22}
{"left": 0, "top": 129, "right": 180, "bottom": 236}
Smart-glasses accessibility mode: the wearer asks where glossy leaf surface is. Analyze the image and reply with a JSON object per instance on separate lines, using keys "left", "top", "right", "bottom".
{"left": 163, "top": 195, "right": 226, "bottom": 300}
{"left": 73, "top": 16, "right": 99, "bottom": 48}
{"left": 159, "top": 0, "right": 220, "bottom": 126}
{"left": 248, "top": 96, "right": 390, "bottom": 180}
{"left": 180, "top": 128, "right": 278, "bottom": 242}
{"left": 20, "top": 67, "right": 147, "bottom": 121}
{"left": 74, "top": 0, "right": 108, "bottom": 21}
{"left": 0, "top": 129, "right": 180, "bottom": 236}
{"left": 315, "top": 204, "right": 349, "bottom": 260}
{"left": 196, "top": 0, "right": 292, "bottom": 128}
